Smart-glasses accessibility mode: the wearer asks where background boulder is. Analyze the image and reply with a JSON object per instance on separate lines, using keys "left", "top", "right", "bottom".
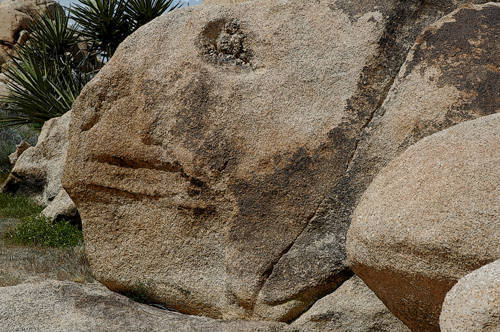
{"left": 0, "top": 0, "right": 60, "bottom": 70}
{"left": 347, "top": 114, "right": 500, "bottom": 331}
{"left": 2, "top": 111, "right": 77, "bottom": 223}
{"left": 440, "top": 260, "right": 500, "bottom": 332}
{"left": 290, "top": 276, "right": 409, "bottom": 332}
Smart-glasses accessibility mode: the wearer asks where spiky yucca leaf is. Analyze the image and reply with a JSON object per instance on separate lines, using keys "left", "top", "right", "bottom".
{"left": 126, "top": 0, "right": 180, "bottom": 31}
{"left": 71, "top": 0, "right": 131, "bottom": 59}
{"left": 24, "top": 8, "right": 80, "bottom": 60}
{"left": 0, "top": 52, "right": 91, "bottom": 128}
{"left": 0, "top": 11, "right": 95, "bottom": 128}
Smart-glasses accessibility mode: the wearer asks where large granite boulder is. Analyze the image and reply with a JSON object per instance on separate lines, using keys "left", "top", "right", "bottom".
{"left": 64, "top": 0, "right": 394, "bottom": 321}
{"left": 290, "top": 276, "right": 409, "bottom": 332}
{"left": 2, "top": 111, "right": 77, "bottom": 222}
{"left": 0, "top": 280, "right": 286, "bottom": 331}
{"left": 440, "top": 260, "right": 500, "bottom": 332}
{"left": 63, "top": 0, "right": 495, "bottom": 322}
{"left": 347, "top": 113, "right": 500, "bottom": 331}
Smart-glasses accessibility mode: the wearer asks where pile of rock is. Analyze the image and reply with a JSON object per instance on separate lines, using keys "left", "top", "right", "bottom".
{"left": 0, "top": 0, "right": 498, "bottom": 330}
{"left": 2, "top": 111, "right": 78, "bottom": 223}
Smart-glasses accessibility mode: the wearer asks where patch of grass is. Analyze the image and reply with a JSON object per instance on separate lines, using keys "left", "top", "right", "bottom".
{"left": 3, "top": 215, "right": 83, "bottom": 248}
{"left": 0, "top": 218, "right": 93, "bottom": 287}
{"left": 0, "top": 192, "right": 44, "bottom": 218}
{"left": 0, "top": 173, "right": 8, "bottom": 184}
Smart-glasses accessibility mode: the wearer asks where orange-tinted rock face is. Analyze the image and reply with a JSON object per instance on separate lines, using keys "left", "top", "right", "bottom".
{"left": 348, "top": 113, "right": 499, "bottom": 331}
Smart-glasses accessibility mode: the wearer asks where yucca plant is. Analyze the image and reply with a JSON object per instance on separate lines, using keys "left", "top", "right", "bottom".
{"left": 0, "top": 0, "right": 183, "bottom": 129}
{"left": 72, "top": 0, "right": 180, "bottom": 60}
{"left": 71, "top": 0, "right": 131, "bottom": 60}
{"left": 126, "top": 0, "right": 181, "bottom": 31}
{"left": 0, "top": 52, "right": 92, "bottom": 127}
{"left": 23, "top": 8, "right": 80, "bottom": 61}
{"left": 0, "top": 10, "right": 95, "bottom": 128}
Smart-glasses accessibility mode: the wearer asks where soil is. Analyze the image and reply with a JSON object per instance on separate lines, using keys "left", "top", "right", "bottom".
{"left": 0, "top": 218, "right": 94, "bottom": 287}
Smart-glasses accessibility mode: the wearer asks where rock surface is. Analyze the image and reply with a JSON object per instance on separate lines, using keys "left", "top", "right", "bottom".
{"left": 63, "top": 0, "right": 392, "bottom": 320}
{"left": 347, "top": 113, "right": 500, "bottom": 331}
{"left": 204, "top": 0, "right": 251, "bottom": 5}
{"left": 290, "top": 276, "right": 409, "bottom": 332}
{"left": 42, "top": 189, "right": 79, "bottom": 224}
{"left": 63, "top": 0, "right": 495, "bottom": 322}
{"left": 8, "top": 140, "right": 31, "bottom": 166}
{"left": 0, "top": 280, "right": 286, "bottom": 332}
{"left": 277, "top": 1, "right": 499, "bottom": 313}
{"left": 440, "top": 260, "right": 500, "bottom": 332}
{"left": 2, "top": 111, "right": 76, "bottom": 222}
{"left": 0, "top": 0, "right": 60, "bottom": 69}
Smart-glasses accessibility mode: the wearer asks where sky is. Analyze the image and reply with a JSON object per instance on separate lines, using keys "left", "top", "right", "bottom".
{"left": 58, "top": 0, "right": 202, "bottom": 9}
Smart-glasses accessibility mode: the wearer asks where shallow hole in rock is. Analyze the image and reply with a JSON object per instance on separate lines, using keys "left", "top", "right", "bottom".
{"left": 200, "top": 18, "right": 253, "bottom": 67}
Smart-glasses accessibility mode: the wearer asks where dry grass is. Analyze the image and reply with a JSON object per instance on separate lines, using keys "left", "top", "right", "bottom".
{"left": 0, "top": 218, "right": 94, "bottom": 287}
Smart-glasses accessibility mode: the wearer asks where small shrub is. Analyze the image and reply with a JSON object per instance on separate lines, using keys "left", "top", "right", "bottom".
{"left": 4, "top": 215, "right": 83, "bottom": 248}
{"left": 0, "top": 192, "right": 44, "bottom": 218}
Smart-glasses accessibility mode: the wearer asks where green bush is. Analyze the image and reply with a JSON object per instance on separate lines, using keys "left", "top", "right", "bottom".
{"left": 0, "top": 140, "right": 16, "bottom": 174}
{"left": 4, "top": 215, "right": 83, "bottom": 248}
{"left": 0, "top": 192, "right": 44, "bottom": 219}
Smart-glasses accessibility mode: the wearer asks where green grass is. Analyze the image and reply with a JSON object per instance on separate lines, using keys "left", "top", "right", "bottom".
{"left": 3, "top": 215, "right": 83, "bottom": 248}
{"left": 0, "top": 192, "right": 83, "bottom": 248}
{"left": 0, "top": 192, "right": 44, "bottom": 218}
{"left": 0, "top": 173, "right": 8, "bottom": 184}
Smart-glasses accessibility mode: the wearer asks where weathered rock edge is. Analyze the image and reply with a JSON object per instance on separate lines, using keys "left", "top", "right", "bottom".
{"left": 0, "top": 280, "right": 286, "bottom": 332}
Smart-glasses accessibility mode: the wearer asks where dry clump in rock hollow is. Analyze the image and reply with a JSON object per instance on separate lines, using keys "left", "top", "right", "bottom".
{"left": 200, "top": 19, "right": 252, "bottom": 67}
